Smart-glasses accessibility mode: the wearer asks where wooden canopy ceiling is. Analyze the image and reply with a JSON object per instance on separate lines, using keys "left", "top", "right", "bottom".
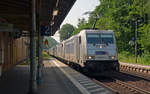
{"left": 0, "top": 0, "right": 76, "bottom": 35}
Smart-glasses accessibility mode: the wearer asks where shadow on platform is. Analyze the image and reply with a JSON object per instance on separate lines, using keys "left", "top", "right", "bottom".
{"left": 0, "top": 63, "right": 82, "bottom": 94}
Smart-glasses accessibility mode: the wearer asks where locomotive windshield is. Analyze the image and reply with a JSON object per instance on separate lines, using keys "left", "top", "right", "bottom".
{"left": 101, "top": 34, "right": 114, "bottom": 44}
{"left": 87, "top": 33, "right": 114, "bottom": 44}
{"left": 87, "top": 34, "right": 100, "bottom": 44}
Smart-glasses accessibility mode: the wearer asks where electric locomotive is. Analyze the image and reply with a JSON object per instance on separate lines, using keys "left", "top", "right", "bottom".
{"left": 79, "top": 29, "right": 119, "bottom": 73}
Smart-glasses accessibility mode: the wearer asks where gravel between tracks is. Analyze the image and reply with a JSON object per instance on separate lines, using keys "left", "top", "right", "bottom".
{"left": 94, "top": 72, "right": 150, "bottom": 94}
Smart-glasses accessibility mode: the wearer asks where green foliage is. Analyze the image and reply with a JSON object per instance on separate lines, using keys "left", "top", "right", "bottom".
{"left": 59, "top": 24, "right": 76, "bottom": 41}
{"left": 119, "top": 52, "right": 150, "bottom": 65}
{"left": 72, "top": 23, "right": 91, "bottom": 35}
{"left": 138, "top": 24, "right": 150, "bottom": 52}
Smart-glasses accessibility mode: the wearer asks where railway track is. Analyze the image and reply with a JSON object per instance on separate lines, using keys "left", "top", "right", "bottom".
{"left": 114, "top": 79, "right": 150, "bottom": 94}
{"left": 93, "top": 77, "right": 150, "bottom": 94}
{"left": 120, "top": 69, "right": 150, "bottom": 81}
{"left": 70, "top": 65, "right": 150, "bottom": 93}
{"left": 92, "top": 71, "right": 150, "bottom": 94}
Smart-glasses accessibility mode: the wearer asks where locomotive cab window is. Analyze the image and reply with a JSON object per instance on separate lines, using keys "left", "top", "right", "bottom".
{"left": 87, "top": 34, "right": 100, "bottom": 44}
{"left": 101, "top": 34, "right": 114, "bottom": 44}
{"left": 87, "top": 33, "right": 114, "bottom": 44}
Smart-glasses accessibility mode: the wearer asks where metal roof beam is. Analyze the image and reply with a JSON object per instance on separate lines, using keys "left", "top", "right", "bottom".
{"left": 0, "top": 2, "right": 29, "bottom": 9}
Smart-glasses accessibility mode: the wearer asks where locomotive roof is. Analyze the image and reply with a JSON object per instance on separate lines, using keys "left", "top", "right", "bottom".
{"left": 84, "top": 29, "right": 113, "bottom": 32}
{"left": 79, "top": 29, "right": 114, "bottom": 34}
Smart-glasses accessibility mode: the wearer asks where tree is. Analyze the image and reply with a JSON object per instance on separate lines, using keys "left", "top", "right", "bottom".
{"left": 72, "top": 23, "right": 91, "bottom": 35}
{"left": 59, "top": 24, "right": 76, "bottom": 41}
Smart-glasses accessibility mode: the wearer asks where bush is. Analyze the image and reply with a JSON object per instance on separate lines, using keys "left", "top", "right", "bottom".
{"left": 119, "top": 51, "right": 150, "bottom": 65}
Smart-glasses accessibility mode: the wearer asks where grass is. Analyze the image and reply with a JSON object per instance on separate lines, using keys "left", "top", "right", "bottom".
{"left": 42, "top": 51, "right": 51, "bottom": 60}
{"left": 119, "top": 52, "right": 150, "bottom": 66}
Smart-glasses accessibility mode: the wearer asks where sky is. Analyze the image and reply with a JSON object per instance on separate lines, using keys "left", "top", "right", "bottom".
{"left": 61, "top": 0, "right": 100, "bottom": 27}
{"left": 52, "top": 0, "right": 100, "bottom": 42}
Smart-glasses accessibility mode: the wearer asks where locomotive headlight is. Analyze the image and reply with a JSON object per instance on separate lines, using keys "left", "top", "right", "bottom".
{"left": 111, "top": 56, "right": 115, "bottom": 59}
{"left": 100, "top": 45, "right": 103, "bottom": 48}
{"left": 88, "top": 56, "right": 92, "bottom": 59}
{"left": 88, "top": 56, "right": 95, "bottom": 59}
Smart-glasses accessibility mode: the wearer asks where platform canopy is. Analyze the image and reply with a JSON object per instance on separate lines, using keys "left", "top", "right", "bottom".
{"left": 0, "top": 0, "right": 76, "bottom": 35}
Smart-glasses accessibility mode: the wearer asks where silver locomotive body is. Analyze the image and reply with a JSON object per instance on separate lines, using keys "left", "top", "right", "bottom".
{"left": 49, "top": 29, "right": 119, "bottom": 73}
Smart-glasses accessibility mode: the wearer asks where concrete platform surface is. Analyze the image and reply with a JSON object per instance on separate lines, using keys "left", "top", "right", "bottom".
{"left": 0, "top": 65, "right": 29, "bottom": 94}
{"left": 0, "top": 60, "right": 82, "bottom": 94}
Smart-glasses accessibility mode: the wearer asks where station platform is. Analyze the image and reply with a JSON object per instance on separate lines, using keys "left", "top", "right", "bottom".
{"left": 0, "top": 58, "right": 114, "bottom": 94}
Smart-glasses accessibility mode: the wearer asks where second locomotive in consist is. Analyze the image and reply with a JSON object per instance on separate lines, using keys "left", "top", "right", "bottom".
{"left": 49, "top": 29, "right": 119, "bottom": 74}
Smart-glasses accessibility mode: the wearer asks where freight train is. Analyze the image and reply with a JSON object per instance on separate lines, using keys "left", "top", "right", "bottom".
{"left": 49, "top": 29, "right": 120, "bottom": 75}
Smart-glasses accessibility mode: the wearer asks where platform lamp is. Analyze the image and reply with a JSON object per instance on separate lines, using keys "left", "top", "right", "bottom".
{"left": 53, "top": 9, "right": 59, "bottom": 16}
